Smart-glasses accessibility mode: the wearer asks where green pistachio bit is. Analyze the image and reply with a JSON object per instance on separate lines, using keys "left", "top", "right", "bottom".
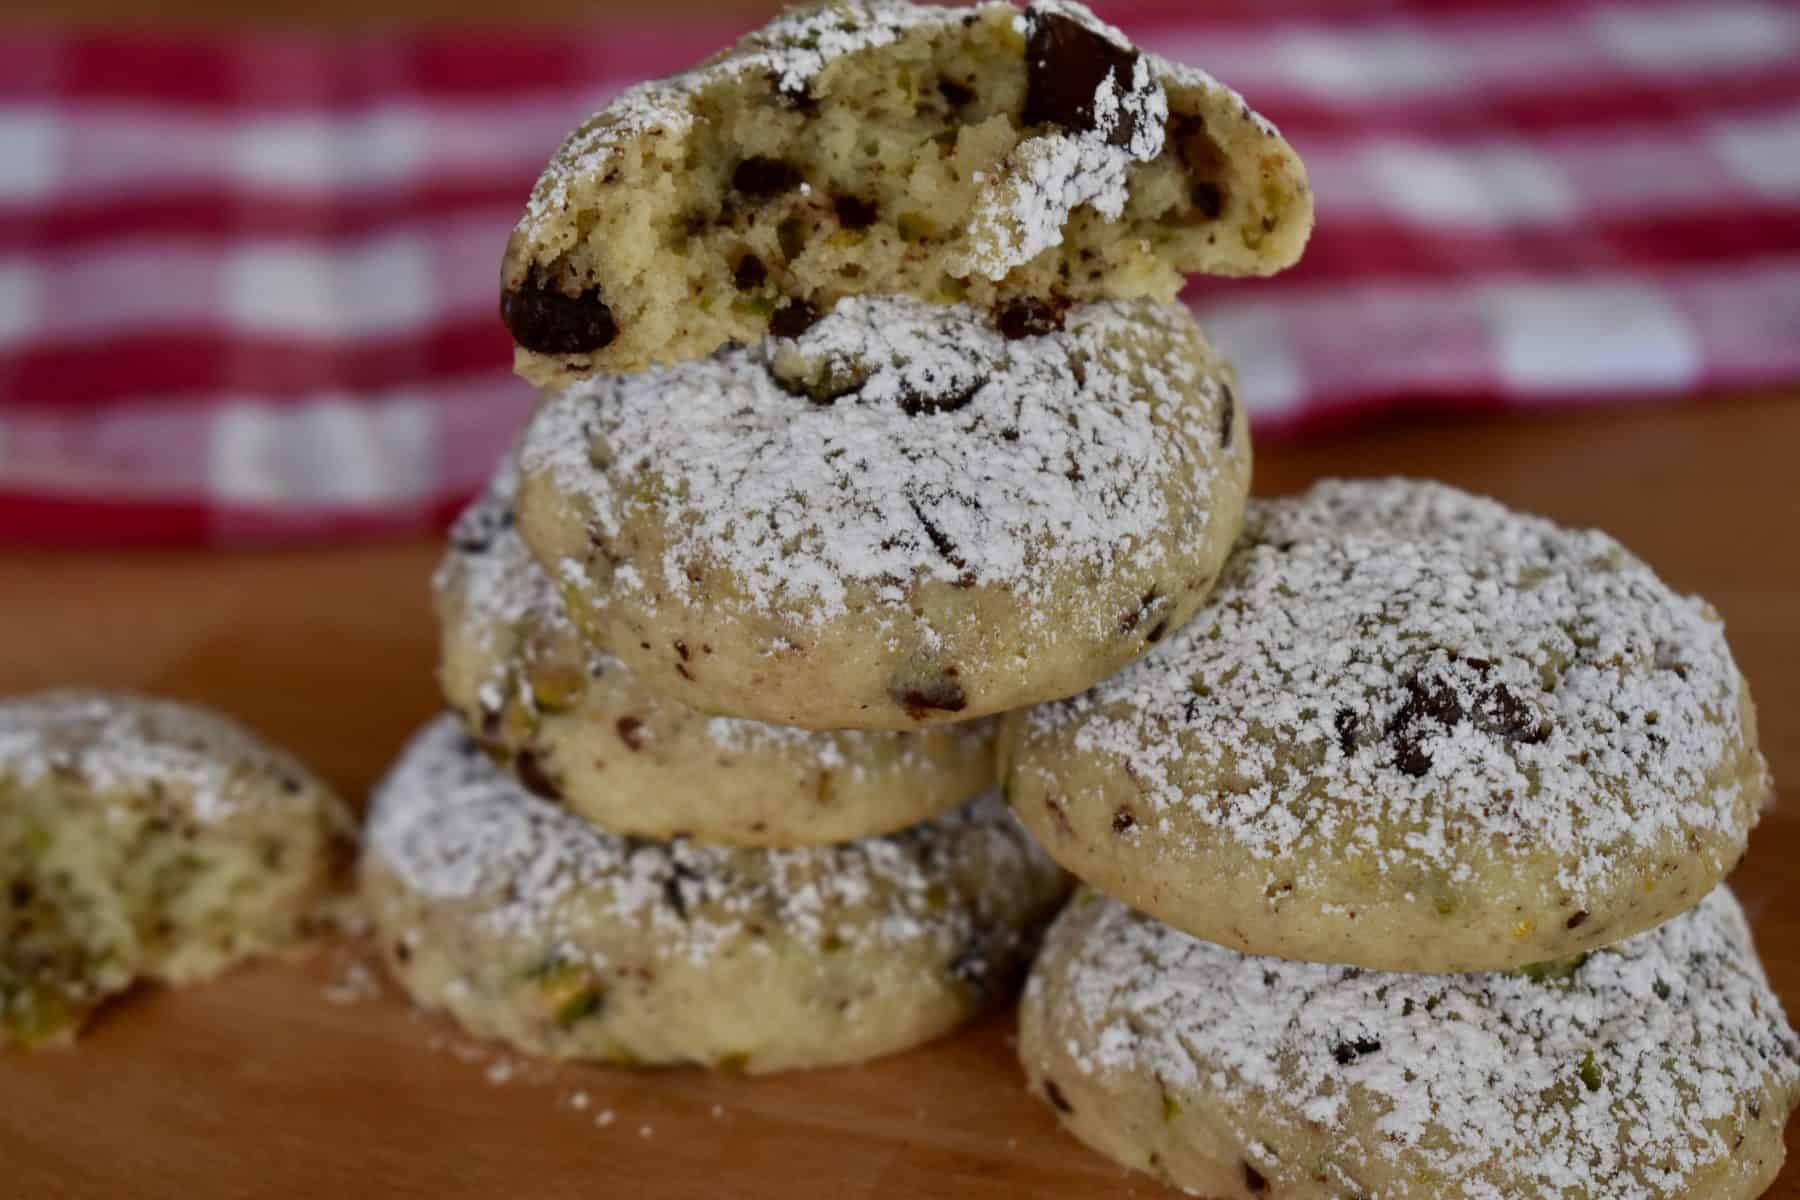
{"left": 1514, "top": 953, "right": 1591, "bottom": 983}
{"left": 1161, "top": 1094, "right": 1180, "bottom": 1123}
{"left": 715, "top": 1052, "right": 751, "bottom": 1075}
{"left": 555, "top": 987, "right": 606, "bottom": 1028}
{"left": 1432, "top": 894, "right": 1457, "bottom": 917}
{"left": 1579, "top": 1049, "right": 1604, "bottom": 1092}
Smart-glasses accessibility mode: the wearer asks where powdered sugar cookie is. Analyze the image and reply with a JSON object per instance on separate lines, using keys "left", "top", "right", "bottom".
{"left": 515, "top": 295, "right": 1248, "bottom": 731}
{"left": 0, "top": 691, "right": 353, "bottom": 1048}
{"left": 1020, "top": 886, "right": 1799, "bottom": 1200}
{"left": 502, "top": 0, "right": 1310, "bottom": 384}
{"left": 1004, "top": 479, "right": 1769, "bottom": 971}
{"left": 437, "top": 468, "right": 997, "bottom": 846}
{"left": 361, "top": 717, "right": 1067, "bottom": 1073}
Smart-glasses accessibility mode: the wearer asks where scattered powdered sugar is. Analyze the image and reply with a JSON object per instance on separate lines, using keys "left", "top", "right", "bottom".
{"left": 1024, "top": 479, "right": 1759, "bottom": 899}
{"left": 365, "top": 716, "right": 1056, "bottom": 967}
{"left": 439, "top": 465, "right": 995, "bottom": 769}
{"left": 0, "top": 690, "right": 328, "bottom": 824}
{"left": 1043, "top": 887, "right": 1800, "bottom": 1199}
{"left": 955, "top": 2, "right": 1167, "bottom": 278}
{"left": 520, "top": 296, "right": 1223, "bottom": 632}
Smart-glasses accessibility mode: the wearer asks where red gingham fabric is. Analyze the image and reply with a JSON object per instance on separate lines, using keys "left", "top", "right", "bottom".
{"left": 2, "top": 0, "right": 1798, "bottom": 545}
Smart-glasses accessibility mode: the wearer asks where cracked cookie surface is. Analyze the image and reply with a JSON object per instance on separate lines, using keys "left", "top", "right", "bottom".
{"left": 1004, "top": 479, "right": 1769, "bottom": 971}
{"left": 514, "top": 295, "right": 1249, "bottom": 731}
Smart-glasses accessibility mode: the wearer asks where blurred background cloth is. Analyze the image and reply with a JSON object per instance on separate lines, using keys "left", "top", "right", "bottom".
{"left": 1, "top": 0, "right": 1798, "bottom": 545}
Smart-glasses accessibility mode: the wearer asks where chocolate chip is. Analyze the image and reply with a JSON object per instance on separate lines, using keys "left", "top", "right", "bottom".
{"left": 832, "top": 193, "right": 880, "bottom": 230}
{"left": 995, "top": 296, "right": 1067, "bottom": 339}
{"left": 393, "top": 939, "right": 412, "bottom": 964}
{"left": 615, "top": 716, "right": 645, "bottom": 751}
{"left": 769, "top": 299, "right": 822, "bottom": 339}
{"left": 1474, "top": 682, "right": 1550, "bottom": 745}
{"left": 501, "top": 276, "right": 617, "bottom": 355}
{"left": 1112, "top": 808, "right": 1136, "bottom": 834}
{"left": 1219, "top": 383, "right": 1236, "bottom": 448}
{"left": 9, "top": 881, "right": 34, "bottom": 908}
{"left": 890, "top": 674, "right": 969, "bottom": 720}
{"left": 513, "top": 749, "right": 562, "bottom": 801}
{"left": 898, "top": 383, "right": 980, "bottom": 417}
{"left": 1335, "top": 708, "right": 1361, "bottom": 756}
{"left": 1191, "top": 180, "right": 1224, "bottom": 220}
{"left": 1043, "top": 1078, "right": 1075, "bottom": 1113}
{"left": 1145, "top": 618, "right": 1170, "bottom": 644}
{"left": 1120, "top": 589, "right": 1161, "bottom": 634}
{"left": 733, "top": 253, "right": 768, "bottom": 290}
{"left": 1566, "top": 910, "right": 1589, "bottom": 930}
{"left": 937, "top": 76, "right": 976, "bottom": 107}
{"left": 1331, "top": 1036, "right": 1381, "bottom": 1065}
{"left": 674, "top": 640, "right": 691, "bottom": 662}
{"left": 662, "top": 868, "right": 696, "bottom": 922}
{"left": 1385, "top": 673, "right": 1466, "bottom": 778}
{"left": 1244, "top": 1162, "right": 1269, "bottom": 1193}
{"left": 731, "top": 156, "right": 803, "bottom": 197}
{"left": 1023, "top": 9, "right": 1146, "bottom": 148}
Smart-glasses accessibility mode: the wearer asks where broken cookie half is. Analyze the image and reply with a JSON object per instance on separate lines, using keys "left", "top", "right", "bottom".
{"left": 501, "top": 0, "right": 1312, "bottom": 385}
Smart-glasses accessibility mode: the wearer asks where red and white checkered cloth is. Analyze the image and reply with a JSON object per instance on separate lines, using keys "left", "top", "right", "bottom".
{"left": 2, "top": 0, "right": 1798, "bottom": 544}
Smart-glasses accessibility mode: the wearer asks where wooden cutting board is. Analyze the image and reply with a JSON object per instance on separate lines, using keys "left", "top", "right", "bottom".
{"left": 1, "top": 395, "right": 1797, "bottom": 1198}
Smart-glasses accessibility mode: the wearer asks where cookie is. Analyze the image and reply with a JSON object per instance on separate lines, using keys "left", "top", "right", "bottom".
{"left": 0, "top": 691, "right": 353, "bottom": 1048}
{"left": 436, "top": 466, "right": 998, "bottom": 846}
{"left": 1020, "top": 886, "right": 1800, "bottom": 1200}
{"left": 361, "top": 717, "right": 1068, "bottom": 1073}
{"left": 502, "top": 0, "right": 1310, "bottom": 384}
{"left": 1004, "top": 479, "right": 1768, "bottom": 972}
{"left": 516, "top": 295, "right": 1249, "bottom": 731}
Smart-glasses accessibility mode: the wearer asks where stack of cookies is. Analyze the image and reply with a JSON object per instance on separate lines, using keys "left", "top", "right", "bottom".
{"left": 1009, "top": 481, "right": 1800, "bottom": 1197}
{"left": 355, "top": 1, "right": 1800, "bottom": 1191}
{"left": 360, "top": 0, "right": 1312, "bottom": 1075}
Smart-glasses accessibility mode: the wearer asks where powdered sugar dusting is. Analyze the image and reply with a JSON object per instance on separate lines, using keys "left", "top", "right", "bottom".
{"left": 1024, "top": 479, "right": 1760, "bottom": 900}
{"left": 0, "top": 690, "right": 328, "bottom": 824}
{"left": 955, "top": 2, "right": 1168, "bottom": 278}
{"left": 1040, "top": 887, "right": 1800, "bottom": 1199}
{"left": 439, "top": 462, "right": 994, "bottom": 770}
{"left": 520, "top": 296, "right": 1224, "bottom": 633}
{"left": 366, "top": 717, "right": 1056, "bottom": 967}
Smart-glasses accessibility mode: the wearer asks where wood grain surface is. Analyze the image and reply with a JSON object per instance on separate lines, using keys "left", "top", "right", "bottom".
{"left": 0, "top": 394, "right": 1796, "bottom": 1198}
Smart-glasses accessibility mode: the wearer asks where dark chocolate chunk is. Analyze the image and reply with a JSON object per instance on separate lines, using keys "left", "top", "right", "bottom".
{"left": 1334, "top": 708, "right": 1361, "bottom": 756}
{"left": 1191, "top": 180, "right": 1225, "bottom": 220}
{"left": 1244, "top": 1162, "right": 1269, "bottom": 1193}
{"left": 1331, "top": 1036, "right": 1382, "bottom": 1066}
{"left": 615, "top": 716, "right": 646, "bottom": 751}
{"left": 1043, "top": 1078, "right": 1075, "bottom": 1113}
{"left": 890, "top": 674, "right": 969, "bottom": 720}
{"left": 1112, "top": 808, "right": 1136, "bottom": 834}
{"left": 662, "top": 862, "right": 702, "bottom": 922}
{"left": 995, "top": 296, "right": 1067, "bottom": 340}
{"left": 1474, "top": 682, "right": 1550, "bottom": 745}
{"left": 937, "top": 76, "right": 976, "bottom": 108}
{"left": 733, "top": 253, "right": 768, "bottom": 290}
{"left": 501, "top": 276, "right": 617, "bottom": 355}
{"left": 832, "top": 193, "right": 880, "bottom": 230}
{"left": 1566, "top": 910, "right": 1590, "bottom": 930}
{"left": 907, "top": 496, "right": 969, "bottom": 574}
{"left": 732, "top": 155, "right": 804, "bottom": 197}
{"left": 898, "top": 383, "right": 980, "bottom": 417}
{"left": 1023, "top": 8, "right": 1145, "bottom": 148}
{"left": 1219, "top": 383, "right": 1236, "bottom": 448}
{"left": 513, "top": 749, "right": 562, "bottom": 801}
{"left": 769, "top": 298, "right": 822, "bottom": 339}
